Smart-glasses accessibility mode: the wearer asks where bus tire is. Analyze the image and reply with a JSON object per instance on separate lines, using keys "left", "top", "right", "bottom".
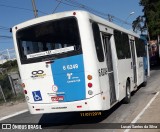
{"left": 141, "top": 75, "right": 147, "bottom": 87}
{"left": 123, "top": 81, "right": 131, "bottom": 104}
{"left": 141, "top": 81, "right": 147, "bottom": 87}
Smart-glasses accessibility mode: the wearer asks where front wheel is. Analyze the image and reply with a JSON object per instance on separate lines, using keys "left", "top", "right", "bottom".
{"left": 123, "top": 81, "right": 131, "bottom": 104}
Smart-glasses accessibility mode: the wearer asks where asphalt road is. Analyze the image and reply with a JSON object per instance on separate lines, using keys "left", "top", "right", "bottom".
{"left": 1, "top": 66, "right": 160, "bottom": 132}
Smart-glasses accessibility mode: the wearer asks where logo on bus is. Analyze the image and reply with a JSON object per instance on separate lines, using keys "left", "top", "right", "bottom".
{"left": 67, "top": 73, "right": 73, "bottom": 79}
{"left": 52, "top": 85, "right": 58, "bottom": 92}
{"left": 31, "top": 70, "right": 46, "bottom": 79}
{"left": 32, "top": 91, "right": 42, "bottom": 101}
{"left": 66, "top": 73, "right": 81, "bottom": 83}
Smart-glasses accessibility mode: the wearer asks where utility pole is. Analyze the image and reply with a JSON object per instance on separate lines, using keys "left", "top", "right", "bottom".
{"left": 108, "top": 14, "right": 113, "bottom": 22}
{"left": 31, "top": 0, "right": 38, "bottom": 18}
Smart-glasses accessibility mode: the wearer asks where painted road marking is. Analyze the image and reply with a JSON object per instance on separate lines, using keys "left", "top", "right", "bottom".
{"left": 0, "top": 109, "right": 29, "bottom": 122}
{"left": 124, "top": 91, "right": 159, "bottom": 132}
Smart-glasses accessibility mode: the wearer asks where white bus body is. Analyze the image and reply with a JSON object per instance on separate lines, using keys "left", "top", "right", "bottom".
{"left": 12, "top": 10, "right": 149, "bottom": 114}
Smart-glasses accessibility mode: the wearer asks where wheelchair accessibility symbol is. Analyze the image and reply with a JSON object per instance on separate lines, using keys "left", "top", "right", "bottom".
{"left": 32, "top": 91, "right": 42, "bottom": 101}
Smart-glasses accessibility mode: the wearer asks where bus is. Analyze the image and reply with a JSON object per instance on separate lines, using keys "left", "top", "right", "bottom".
{"left": 12, "top": 10, "right": 149, "bottom": 114}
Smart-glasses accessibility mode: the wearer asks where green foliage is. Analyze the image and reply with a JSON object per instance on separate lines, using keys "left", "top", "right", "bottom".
{"left": 2, "top": 60, "right": 18, "bottom": 69}
{"left": 0, "top": 74, "right": 12, "bottom": 99}
{"left": 136, "top": 0, "right": 160, "bottom": 39}
{"left": 0, "top": 60, "right": 19, "bottom": 103}
{"left": 132, "top": 16, "right": 146, "bottom": 33}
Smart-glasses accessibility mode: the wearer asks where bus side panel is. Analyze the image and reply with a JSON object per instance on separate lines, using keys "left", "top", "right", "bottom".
{"left": 117, "top": 59, "right": 133, "bottom": 101}
{"left": 137, "top": 57, "right": 144, "bottom": 86}
{"left": 51, "top": 54, "right": 86, "bottom": 102}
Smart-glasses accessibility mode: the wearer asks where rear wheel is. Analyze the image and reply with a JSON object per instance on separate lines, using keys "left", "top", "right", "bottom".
{"left": 141, "top": 75, "right": 147, "bottom": 87}
{"left": 141, "top": 81, "right": 147, "bottom": 87}
{"left": 123, "top": 81, "right": 131, "bottom": 104}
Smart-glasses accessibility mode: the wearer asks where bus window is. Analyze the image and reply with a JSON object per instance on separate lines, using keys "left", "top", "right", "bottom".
{"left": 92, "top": 22, "right": 104, "bottom": 62}
{"left": 135, "top": 38, "right": 146, "bottom": 57}
{"left": 114, "top": 30, "right": 130, "bottom": 59}
{"left": 16, "top": 17, "right": 81, "bottom": 64}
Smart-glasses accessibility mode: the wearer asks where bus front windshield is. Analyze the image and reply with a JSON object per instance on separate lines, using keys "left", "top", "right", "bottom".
{"left": 16, "top": 17, "right": 81, "bottom": 64}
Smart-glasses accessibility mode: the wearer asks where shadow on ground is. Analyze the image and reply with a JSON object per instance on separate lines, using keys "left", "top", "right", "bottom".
{"left": 38, "top": 102, "right": 122, "bottom": 129}
{"left": 150, "top": 65, "right": 160, "bottom": 71}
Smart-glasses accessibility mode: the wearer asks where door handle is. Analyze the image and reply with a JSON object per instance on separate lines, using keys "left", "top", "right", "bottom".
{"left": 131, "top": 62, "right": 133, "bottom": 69}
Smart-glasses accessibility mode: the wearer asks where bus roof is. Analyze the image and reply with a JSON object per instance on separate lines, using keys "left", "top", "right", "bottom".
{"left": 13, "top": 10, "right": 139, "bottom": 38}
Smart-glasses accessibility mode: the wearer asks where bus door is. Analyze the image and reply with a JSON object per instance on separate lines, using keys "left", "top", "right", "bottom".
{"left": 102, "top": 34, "right": 117, "bottom": 105}
{"left": 130, "top": 40, "right": 137, "bottom": 85}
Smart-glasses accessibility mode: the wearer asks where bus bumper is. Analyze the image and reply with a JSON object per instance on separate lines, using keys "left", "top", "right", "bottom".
{"left": 27, "top": 93, "right": 103, "bottom": 114}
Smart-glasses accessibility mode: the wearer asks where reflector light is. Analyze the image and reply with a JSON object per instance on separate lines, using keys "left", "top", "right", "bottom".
{"left": 87, "top": 75, "right": 92, "bottom": 80}
{"left": 46, "top": 61, "right": 54, "bottom": 64}
{"left": 36, "top": 109, "right": 44, "bottom": 111}
{"left": 73, "top": 12, "right": 76, "bottom": 15}
{"left": 77, "top": 106, "right": 82, "bottom": 108}
{"left": 21, "top": 83, "right": 25, "bottom": 88}
{"left": 52, "top": 85, "right": 58, "bottom": 92}
{"left": 88, "top": 90, "right": 93, "bottom": 95}
{"left": 24, "top": 90, "right": 27, "bottom": 94}
{"left": 88, "top": 83, "right": 93, "bottom": 88}
{"left": 25, "top": 96, "right": 29, "bottom": 101}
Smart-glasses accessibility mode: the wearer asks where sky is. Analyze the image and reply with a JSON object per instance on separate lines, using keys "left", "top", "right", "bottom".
{"left": 0, "top": 0, "right": 144, "bottom": 51}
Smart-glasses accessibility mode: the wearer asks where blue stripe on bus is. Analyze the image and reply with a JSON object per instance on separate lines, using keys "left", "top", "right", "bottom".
{"left": 51, "top": 54, "right": 86, "bottom": 102}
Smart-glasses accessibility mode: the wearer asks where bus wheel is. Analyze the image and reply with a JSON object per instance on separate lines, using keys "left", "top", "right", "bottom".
{"left": 123, "top": 81, "right": 131, "bottom": 104}
{"left": 141, "top": 75, "right": 147, "bottom": 87}
{"left": 141, "top": 81, "right": 147, "bottom": 87}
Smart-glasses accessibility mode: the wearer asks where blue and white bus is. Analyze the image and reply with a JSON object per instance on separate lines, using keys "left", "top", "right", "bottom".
{"left": 12, "top": 10, "right": 149, "bottom": 114}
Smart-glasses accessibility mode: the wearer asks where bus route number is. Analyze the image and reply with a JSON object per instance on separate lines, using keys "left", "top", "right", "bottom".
{"left": 63, "top": 64, "right": 78, "bottom": 70}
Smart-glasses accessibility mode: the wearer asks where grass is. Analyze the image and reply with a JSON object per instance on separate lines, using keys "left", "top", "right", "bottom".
{"left": 0, "top": 60, "right": 24, "bottom": 106}
{"left": 0, "top": 93, "right": 25, "bottom": 106}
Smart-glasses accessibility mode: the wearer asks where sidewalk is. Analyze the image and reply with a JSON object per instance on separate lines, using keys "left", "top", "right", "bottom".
{"left": 0, "top": 101, "right": 28, "bottom": 121}
{"left": 136, "top": 92, "right": 160, "bottom": 123}
{"left": 129, "top": 92, "right": 160, "bottom": 132}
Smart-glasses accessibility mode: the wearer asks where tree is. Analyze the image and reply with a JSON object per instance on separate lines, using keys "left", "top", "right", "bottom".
{"left": 133, "top": 0, "right": 160, "bottom": 40}
{"left": 132, "top": 16, "right": 146, "bottom": 34}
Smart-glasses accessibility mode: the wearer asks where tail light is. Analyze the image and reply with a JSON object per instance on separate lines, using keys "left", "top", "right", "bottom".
{"left": 73, "top": 12, "right": 76, "bottom": 15}
{"left": 87, "top": 75, "right": 93, "bottom": 95}
{"left": 87, "top": 75, "right": 92, "bottom": 80}
{"left": 24, "top": 90, "right": 27, "bottom": 94}
{"left": 88, "top": 83, "right": 93, "bottom": 88}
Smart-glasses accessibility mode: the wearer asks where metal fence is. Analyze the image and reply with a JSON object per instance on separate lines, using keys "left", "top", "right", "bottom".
{"left": 0, "top": 48, "right": 16, "bottom": 64}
